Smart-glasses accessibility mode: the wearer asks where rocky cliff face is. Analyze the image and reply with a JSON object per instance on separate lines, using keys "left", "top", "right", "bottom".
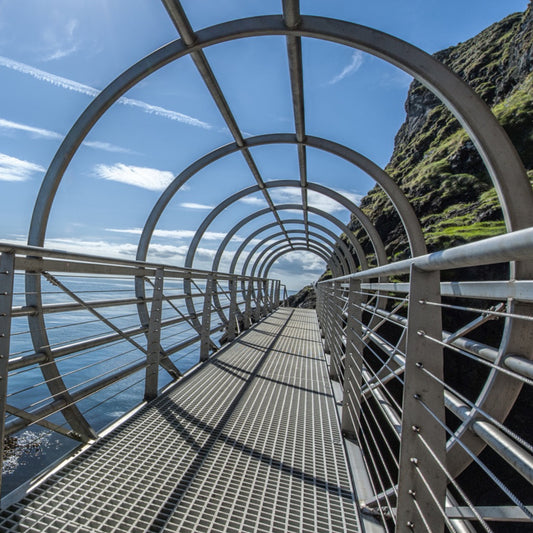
{"left": 290, "top": 5, "right": 533, "bottom": 306}
{"left": 352, "top": 3, "right": 533, "bottom": 259}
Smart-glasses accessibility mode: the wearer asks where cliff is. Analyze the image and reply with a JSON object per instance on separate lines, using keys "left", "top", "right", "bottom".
{"left": 352, "top": 4, "right": 533, "bottom": 259}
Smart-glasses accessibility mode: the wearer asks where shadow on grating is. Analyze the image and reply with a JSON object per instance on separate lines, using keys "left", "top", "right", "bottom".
{"left": 0, "top": 308, "right": 360, "bottom": 532}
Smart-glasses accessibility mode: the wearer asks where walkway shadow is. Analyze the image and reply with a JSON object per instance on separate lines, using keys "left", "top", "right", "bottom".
{"left": 148, "top": 309, "right": 353, "bottom": 531}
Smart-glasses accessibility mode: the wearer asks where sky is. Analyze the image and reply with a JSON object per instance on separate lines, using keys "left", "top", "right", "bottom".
{"left": 0, "top": 0, "right": 529, "bottom": 291}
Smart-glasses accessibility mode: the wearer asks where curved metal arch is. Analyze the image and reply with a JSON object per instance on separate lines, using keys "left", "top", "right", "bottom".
{"left": 230, "top": 221, "right": 356, "bottom": 278}
{"left": 253, "top": 240, "right": 339, "bottom": 279}
{"left": 183, "top": 181, "right": 386, "bottom": 272}
{"left": 217, "top": 229, "right": 349, "bottom": 325}
{"left": 24, "top": 14, "right": 533, "bottom": 477}
{"left": 133, "top": 133, "right": 424, "bottom": 266}
{"left": 253, "top": 236, "right": 346, "bottom": 279}
{"left": 212, "top": 218, "right": 356, "bottom": 323}
{"left": 260, "top": 244, "right": 334, "bottom": 281}
{"left": 28, "top": 15, "right": 532, "bottom": 247}
{"left": 212, "top": 203, "right": 368, "bottom": 274}
{"left": 181, "top": 181, "right": 384, "bottom": 345}
{"left": 244, "top": 230, "right": 353, "bottom": 279}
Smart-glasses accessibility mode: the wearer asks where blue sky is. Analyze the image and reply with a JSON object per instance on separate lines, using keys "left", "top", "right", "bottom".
{"left": 0, "top": 0, "right": 528, "bottom": 290}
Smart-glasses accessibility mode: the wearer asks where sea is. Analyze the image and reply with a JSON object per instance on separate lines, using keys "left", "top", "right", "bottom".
{"left": 2, "top": 273, "right": 214, "bottom": 498}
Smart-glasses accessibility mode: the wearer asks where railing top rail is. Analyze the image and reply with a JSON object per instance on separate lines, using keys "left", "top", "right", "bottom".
{"left": 319, "top": 227, "right": 533, "bottom": 283}
{"left": 0, "top": 241, "right": 273, "bottom": 282}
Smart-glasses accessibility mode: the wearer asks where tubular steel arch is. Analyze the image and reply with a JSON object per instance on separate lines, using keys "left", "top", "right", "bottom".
{"left": 245, "top": 231, "right": 352, "bottom": 279}
{"left": 27, "top": 16, "right": 533, "bottom": 247}
{"left": 212, "top": 204, "right": 368, "bottom": 274}
{"left": 211, "top": 218, "right": 355, "bottom": 323}
{"left": 230, "top": 222, "right": 356, "bottom": 278}
{"left": 253, "top": 239, "right": 343, "bottom": 279}
{"left": 183, "top": 181, "right": 386, "bottom": 272}
{"left": 212, "top": 227, "right": 348, "bottom": 326}
{"left": 23, "top": 8, "right": 533, "bottom": 485}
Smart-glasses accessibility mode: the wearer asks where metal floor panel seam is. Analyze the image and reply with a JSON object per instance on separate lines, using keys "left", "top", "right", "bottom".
{"left": 0, "top": 308, "right": 360, "bottom": 532}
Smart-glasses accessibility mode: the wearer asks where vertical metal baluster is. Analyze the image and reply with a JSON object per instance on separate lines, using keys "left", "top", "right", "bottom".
{"left": 342, "top": 278, "right": 363, "bottom": 439}
{"left": 255, "top": 281, "right": 263, "bottom": 321}
{"left": 397, "top": 265, "right": 446, "bottom": 532}
{"left": 0, "top": 253, "right": 15, "bottom": 494}
{"left": 200, "top": 275, "right": 214, "bottom": 361}
{"left": 329, "top": 281, "right": 343, "bottom": 381}
{"left": 227, "top": 279, "right": 238, "bottom": 342}
{"left": 145, "top": 268, "right": 164, "bottom": 401}
{"left": 243, "top": 278, "right": 253, "bottom": 329}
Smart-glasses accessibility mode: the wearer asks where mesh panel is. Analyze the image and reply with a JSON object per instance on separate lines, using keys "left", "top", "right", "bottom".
{"left": 0, "top": 309, "right": 360, "bottom": 532}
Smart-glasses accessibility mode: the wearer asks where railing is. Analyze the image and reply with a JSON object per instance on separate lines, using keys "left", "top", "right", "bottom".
{"left": 317, "top": 228, "right": 533, "bottom": 532}
{"left": 0, "top": 242, "right": 279, "bottom": 497}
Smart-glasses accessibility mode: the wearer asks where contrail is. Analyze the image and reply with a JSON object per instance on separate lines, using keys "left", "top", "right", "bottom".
{"left": 0, "top": 55, "right": 213, "bottom": 130}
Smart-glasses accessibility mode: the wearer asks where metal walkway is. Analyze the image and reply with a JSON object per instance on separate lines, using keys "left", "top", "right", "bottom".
{"left": 0, "top": 308, "right": 360, "bottom": 532}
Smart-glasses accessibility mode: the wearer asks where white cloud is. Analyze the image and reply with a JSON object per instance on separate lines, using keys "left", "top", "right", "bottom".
{"left": 0, "top": 117, "right": 133, "bottom": 154}
{"left": 179, "top": 202, "right": 214, "bottom": 210}
{"left": 0, "top": 55, "right": 212, "bottom": 130}
{"left": 238, "top": 196, "right": 267, "bottom": 206}
{"left": 0, "top": 153, "right": 45, "bottom": 181}
{"left": 82, "top": 140, "right": 134, "bottom": 154}
{"left": 0, "top": 118, "right": 61, "bottom": 140}
{"left": 328, "top": 51, "right": 364, "bottom": 85}
{"left": 94, "top": 163, "right": 174, "bottom": 191}
{"left": 270, "top": 187, "right": 362, "bottom": 213}
{"left": 41, "top": 19, "right": 80, "bottom": 61}
{"left": 106, "top": 227, "right": 241, "bottom": 242}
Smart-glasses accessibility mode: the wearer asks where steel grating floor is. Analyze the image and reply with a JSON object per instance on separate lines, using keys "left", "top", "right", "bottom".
{"left": 0, "top": 308, "right": 360, "bottom": 532}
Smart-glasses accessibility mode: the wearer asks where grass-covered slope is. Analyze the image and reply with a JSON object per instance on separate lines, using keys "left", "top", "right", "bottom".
{"left": 352, "top": 4, "right": 533, "bottom": 259}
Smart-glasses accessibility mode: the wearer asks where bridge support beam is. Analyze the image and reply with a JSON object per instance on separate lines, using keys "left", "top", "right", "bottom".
{"left": 397, "top": 266, "right": 446, "bottom": 531}
{"left": 200, "top": 276, "right": 214, "bottom": 361}
{"left": 342, "top": 278, "right": 363, "bottom": 440}
{"left": 144, "top": 268, "right": 164, "bottom": 401}
{"left": 0, "top": 253, "right": 15, "bottom": 496}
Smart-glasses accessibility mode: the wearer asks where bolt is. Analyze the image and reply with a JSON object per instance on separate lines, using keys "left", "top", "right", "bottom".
{"left": 413, "top": 393, "right": 421, "bottom": 400}
{"left": 408, "top": 489, "right": 416, "bottom": 497}
{"left": 415, "top": 362, "right": 424, "bottom": 368}
{"left": 406, "top": 521, "right": 415, "bottom": 529}
{"left": 417, "top": 329, "right": 425, "bottom": 336}
{"left": 411, "top": 425, "right": 420, "bottom": 433}
{"left": 410, "top": 457, "right": 419, "bottom": 465}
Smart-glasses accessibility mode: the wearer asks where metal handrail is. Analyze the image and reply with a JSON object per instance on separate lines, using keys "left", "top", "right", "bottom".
{"left": 317, "top": 227, "right": 533, "bottom": 530}
{"left": 0, "top": 243, "right": 280, "bottom": 496}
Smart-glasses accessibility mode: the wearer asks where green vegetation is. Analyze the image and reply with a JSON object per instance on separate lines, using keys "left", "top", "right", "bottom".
{"left": 351, "top": 6, "right": 533, "bottom": 257}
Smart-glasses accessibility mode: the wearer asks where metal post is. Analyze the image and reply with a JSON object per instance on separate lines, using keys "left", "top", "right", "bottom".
{"left": 262, "top": 280, "right": 270, "bottom": 316}
{"left": 227, "top": 279, "right": 238, "bottom": 342}
{"left": 342, "top": 278, "right": 363, "bottom": 439}
{"left": 397, "top": 265, "right": 446, "bottom": 532}
{"left": 0, "top": 253, "right": 14, "bottom": 494}
{"left": 274, "top": 280, "right": 281, "bottom": 308}
{"left": 243, "top": 278, "right": 253, "bottom": 329}
{"left": 329, "top": 281, "right": 343, "bottom": 381}
{"left": 255, "top": 281, "right": 263, "bottom": 321}
{"left": 322, "top": 284, "right": 332, "bottom": 355}
{"left": 200, "top": 275, "right": 214, "bottom": 361}
{"left": 145, "top": 268, "right": 164, "bottom": 401}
